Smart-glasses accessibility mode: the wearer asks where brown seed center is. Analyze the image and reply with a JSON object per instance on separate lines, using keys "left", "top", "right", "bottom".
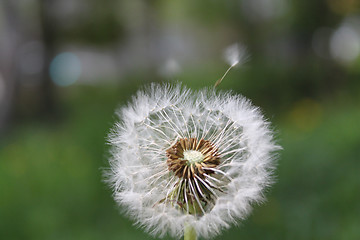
{"left": 166, "top": 138, "right": 220, "bottom": 179}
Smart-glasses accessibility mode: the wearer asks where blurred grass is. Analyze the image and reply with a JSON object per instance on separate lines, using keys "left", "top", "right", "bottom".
{"left": 1, "top": 83, "right": 360, "bottom": 239}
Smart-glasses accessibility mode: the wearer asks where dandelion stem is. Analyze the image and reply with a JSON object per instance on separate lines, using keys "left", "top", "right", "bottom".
{"left": 184, "top": 223, "right": 197, "bottom": 240}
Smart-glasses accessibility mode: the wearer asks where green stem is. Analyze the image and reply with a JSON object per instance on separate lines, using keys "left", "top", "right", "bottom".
{"left": 184, "top": 223, "right": 197, "bottom": 240}
{"left": 214, "top": 65, "right": 234, "bottom": 87}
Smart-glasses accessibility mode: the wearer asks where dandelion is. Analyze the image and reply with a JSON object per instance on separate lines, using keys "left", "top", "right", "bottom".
{"left": 106, "top": 84, "right": 279, "bottom": 239}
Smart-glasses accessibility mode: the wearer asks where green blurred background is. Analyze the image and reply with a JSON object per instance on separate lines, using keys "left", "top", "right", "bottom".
{"left": 1, "top": 0, "right": 360, "bottom": 239}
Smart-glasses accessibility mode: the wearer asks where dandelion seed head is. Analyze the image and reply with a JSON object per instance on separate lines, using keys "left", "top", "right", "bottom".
{"left": 107, "top": 83, "right": 279, "bottom": 238}
{"left": 183, "top": 150, "right": 204, "bottom": 164}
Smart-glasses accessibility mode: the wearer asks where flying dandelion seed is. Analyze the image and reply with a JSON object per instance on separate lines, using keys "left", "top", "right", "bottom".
{"left": 215, "top": 43, "right": 249, "bottom": 87}
{"left": 106, "top": 83, "right": 279, "bottom": 239}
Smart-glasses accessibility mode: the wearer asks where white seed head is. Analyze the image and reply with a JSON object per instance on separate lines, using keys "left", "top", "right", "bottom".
{"left": 106, "top": 83, "right": 280, "bottom": 239}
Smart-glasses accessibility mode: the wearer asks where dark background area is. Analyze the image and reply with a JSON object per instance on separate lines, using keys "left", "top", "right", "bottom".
{"left": 1, "top": 0, "right": 360, "bottom": 239}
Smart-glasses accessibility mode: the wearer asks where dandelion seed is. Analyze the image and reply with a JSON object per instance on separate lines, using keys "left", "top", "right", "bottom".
{"left": 215, "top": 43, "right": 249, "bottom": 87}
{"left": 106, "top": 83, "right": 280, "bottom": 239}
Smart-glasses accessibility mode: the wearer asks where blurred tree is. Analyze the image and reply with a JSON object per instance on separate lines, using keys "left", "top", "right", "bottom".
{"left": 38, "top": 0, "right": 57, "bottom": 117}
{"left": 0, "top": 1, "right": 22, "bottom": 134}
{"left": 0, "top": 0, "right": 127, "bottom": 132}
{"left": 55, "top": 0, "right": 124, "bottom": 46}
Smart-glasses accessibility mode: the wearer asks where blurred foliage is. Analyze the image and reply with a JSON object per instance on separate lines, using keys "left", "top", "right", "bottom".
{"left": 59, "top": 0, "right": 124, "bottom": 45}
{"left": 1, "top": 82, "right": 360, "bottom": 239}
{"left": 1, "top": 0, "right": 360, "bottom": 239}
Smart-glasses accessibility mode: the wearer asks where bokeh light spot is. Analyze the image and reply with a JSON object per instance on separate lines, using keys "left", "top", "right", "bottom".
{"left": 326, "top": 0, "right": 359, "bottom": 15}
{"left": 50, "top": 52, "right": 82, "bottom": 87}
{"left": 241, "top": 0, "right": 287, "bottom": 22}
{"left": 158, "top": 58, "right": 181, "bottom": 78}
{"left": 288, "top": 98, "right": 323, "bottom": 132}
{"left": 330, "top": 26, "right": 360, "bottom": 64}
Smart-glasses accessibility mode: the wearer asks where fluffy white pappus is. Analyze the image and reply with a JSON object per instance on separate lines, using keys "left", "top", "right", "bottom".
{"left": 106, "top": 83, "right": 280, "bottom": 239}
{"left": 223, "top": 43, "right": 249, "bottom": 67}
